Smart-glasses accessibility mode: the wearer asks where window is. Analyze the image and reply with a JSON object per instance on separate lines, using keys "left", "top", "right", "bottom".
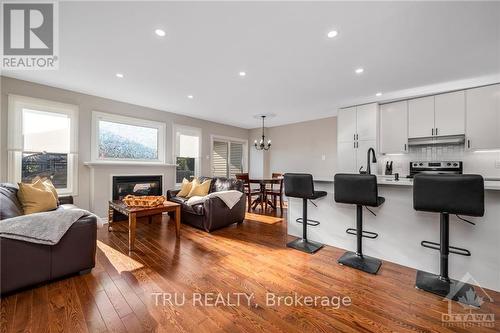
{"left": 91, "top": 111, "right": 166, "bottom": 163}
{"left": 211, "top": 136, "right": 247, "bottom": 178}
{"left": 8, "top": 95, "right": 78, "bottom": 195}
{"left": 174, "top": 125, "right": 201, "bottom": 184}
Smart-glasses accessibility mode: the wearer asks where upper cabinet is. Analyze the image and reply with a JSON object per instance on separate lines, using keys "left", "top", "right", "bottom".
{"left": 356, "top": 103, "right": 378, "bottom": 141}
{"left": 380, "top": 101, "right": 408, "bottom": 154}
{"left": 337, "top": 107, "right": 357, "bottom": 143}
{"left": 466, "top": 84, "right": 500, "bottom": 150}
{"left": 408, "top": 96, "right": 435, "bottom": 138}
{"left": 337, "top": 103, "right": 378, "bottom": 173}
{"left": 408, "top": 93, "right": 465, "bottom": 138}
{"left": 435, "top": 91, "right": 465, "bottom": 136}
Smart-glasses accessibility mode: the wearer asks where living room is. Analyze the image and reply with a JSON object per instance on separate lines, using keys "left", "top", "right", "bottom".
{"left": 1, "top": 1, "right": 499, "bottom": 332}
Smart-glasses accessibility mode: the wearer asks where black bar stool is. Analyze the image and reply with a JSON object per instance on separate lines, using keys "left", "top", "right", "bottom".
{"left": 334, "top": 174, "right": 385, "bottom": 274}
{"left": 284, "top": 173, "right": 327, "bottom": 254}
{"left": 413, "top": 174, "right": 484, "bottom": 306}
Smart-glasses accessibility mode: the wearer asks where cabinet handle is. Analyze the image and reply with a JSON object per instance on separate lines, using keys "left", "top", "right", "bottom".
{"left": 467, "top": 139, "right": 471, "bottom": 149}
{"left": 354, "top": 142, "right": 356, "bottom": 149}
{"left": 404, "top": 144, "right": 407, "bottom": 151}
{"left": 356, "top": 134, "right": 358, "bottom": 140}
{"left": 432, "top": 128, "right": 434, "bottom": 136}
{"left": 354, "top": 134, "right": 356, "bottom": 141}
{"left": 435, "top": 128, "right": 438, "bottom": 136}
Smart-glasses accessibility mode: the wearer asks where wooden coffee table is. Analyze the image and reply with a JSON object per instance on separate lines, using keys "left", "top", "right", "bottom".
{"left": 108, "top": 200, "right": 181, "bottom": 251}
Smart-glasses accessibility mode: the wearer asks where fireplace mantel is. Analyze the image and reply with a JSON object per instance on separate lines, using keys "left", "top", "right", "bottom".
{"left": 84, "top": 161, "right": 176, "bottom": 168}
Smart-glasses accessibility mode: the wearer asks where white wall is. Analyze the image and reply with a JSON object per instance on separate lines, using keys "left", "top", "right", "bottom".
{"left": 249, "top": 117, "right": 337, "bottom": 180}
{"left": 0, "top": 76, "right": 249, "bottom": 216}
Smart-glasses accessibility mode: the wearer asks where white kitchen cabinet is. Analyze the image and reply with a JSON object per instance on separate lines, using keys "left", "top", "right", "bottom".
{"left": 337, "top": 103, "right": 378, "bottom": 173}
{"left": 408, "top": 96, "right": 435, "bottom": 138}
{"left": 380, "top": 101, "right": 408, "bottom": 154}
{"left": 337, "top": 141, "right": 357, "bottom": 173}
{"left": 337, "top": 107, "right": 357, "bottom": 143}
{"left": 466, "top": 84, "right": 500, "bottom": 150}
{"left": 435, "top": 91, "right": 465, "bottom": 136}
{"left": 356, "top": 103, "right": 378, "bottom": 141}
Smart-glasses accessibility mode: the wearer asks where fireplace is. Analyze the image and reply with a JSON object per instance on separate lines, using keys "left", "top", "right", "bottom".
{"left": 112, "top": 175, "right": 163, "bottom": 201}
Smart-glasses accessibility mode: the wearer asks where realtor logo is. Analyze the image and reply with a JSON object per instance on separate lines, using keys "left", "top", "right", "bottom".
{"left": 1, "top": 1, "right": 59, "bottom": 69}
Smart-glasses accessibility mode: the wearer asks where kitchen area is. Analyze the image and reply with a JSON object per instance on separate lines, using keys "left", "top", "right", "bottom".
{"left": 287, "top": 83, "right": 500, "bottom": 292}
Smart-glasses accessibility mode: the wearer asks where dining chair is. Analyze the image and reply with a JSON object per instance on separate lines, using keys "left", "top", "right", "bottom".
{"left": 265, "top": 172, "right": 284, "bottom": 216}
{"left": 235, "top": 173, "right": 261, "bottom": 212}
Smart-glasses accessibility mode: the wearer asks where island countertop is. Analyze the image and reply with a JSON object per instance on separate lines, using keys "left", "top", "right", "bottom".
{"left": 312, "top": 175, "right": 500, "bottom": 190}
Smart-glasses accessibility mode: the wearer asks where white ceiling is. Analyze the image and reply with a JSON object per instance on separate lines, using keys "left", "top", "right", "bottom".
{"left": 3, "top": 1, "right": 500, "bottom": 129}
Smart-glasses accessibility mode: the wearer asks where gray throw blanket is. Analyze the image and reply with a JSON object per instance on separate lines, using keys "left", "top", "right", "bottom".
{"left": 0, "top": 209, "right": 94, "bottom": 245}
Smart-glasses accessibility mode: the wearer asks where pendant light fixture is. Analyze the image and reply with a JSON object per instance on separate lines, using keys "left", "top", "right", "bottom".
{"left": 254, "top": 115, "right": 271, "bottom": 150}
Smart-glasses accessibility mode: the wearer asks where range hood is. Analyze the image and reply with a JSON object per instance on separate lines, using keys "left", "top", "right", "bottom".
{"left": 408, "top": 134, "right": 466, "bottom": 146}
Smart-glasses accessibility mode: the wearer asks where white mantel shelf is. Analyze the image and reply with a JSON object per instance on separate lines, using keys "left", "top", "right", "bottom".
{"left": 83, "top": 161, "right": 177, "bottom": 168}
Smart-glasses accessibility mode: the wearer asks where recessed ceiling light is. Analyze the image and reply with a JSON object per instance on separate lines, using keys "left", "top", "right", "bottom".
{"left": 376, "top": 92, "right": 382, "bottom": 97}
{"left": 327, "top": 30, "right": 338, "bottom": 38}
{"left": 115, "top": 73, "right": 124, "bottom": 78}
{"left": 155, "top": 29, "right": 166, "bottom": 37}
{"left": 355, "top": 68, "right": 364, "bottom": 74}
{"left": 187, "top": 95, "right": 194, "bottom": 99}
{"left": 239, "top": 71, "right": 246, "bottom": 77}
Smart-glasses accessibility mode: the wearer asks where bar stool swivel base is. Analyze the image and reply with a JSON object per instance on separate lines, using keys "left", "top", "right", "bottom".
{"left": 338, "top": 251, "right": 382, "bottom": 275}
{"left": 287, "top": 238, "right": 324, "bottom": 254}
{"left": 415, "top": 271, "right": 480, "bottom": 307}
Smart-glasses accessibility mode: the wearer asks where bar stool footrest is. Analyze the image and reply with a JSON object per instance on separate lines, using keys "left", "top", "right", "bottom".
{"left": 287, "top": 238, "right": 324, "bottom": 254}
{"left": 420, "top": 241, "right": 471, "bottom": 256}
{"left": 337, "top": 251, "right": 381, "bottom": 274}
{"left": 346, "top": 228, "right": 378, "bottom": 239}
{"left": 415, "top": 270, "right": 480, "bottom": 307}
{"left": 296, "top": 218, "right": 320, "bottom": 226}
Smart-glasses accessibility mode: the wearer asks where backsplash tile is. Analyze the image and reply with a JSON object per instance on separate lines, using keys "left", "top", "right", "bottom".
{"left": 379, "top": 144, "right": 500, "bottom": 178}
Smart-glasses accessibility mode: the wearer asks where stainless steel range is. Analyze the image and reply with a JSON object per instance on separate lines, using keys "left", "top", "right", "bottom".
{"left": 408, "top": 161, "right": 463, "bottom": 178}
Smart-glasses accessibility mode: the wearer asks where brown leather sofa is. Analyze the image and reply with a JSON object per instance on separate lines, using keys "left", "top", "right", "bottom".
{"left": 0, "top": 183, "right": 97, "bottom": 295}
{"left": 167, "top": 177, "right": 246, "bottom": 232}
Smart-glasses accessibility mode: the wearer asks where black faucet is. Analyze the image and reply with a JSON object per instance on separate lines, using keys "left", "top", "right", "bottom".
{"left": 366, "top": 147, "right": 377, "bottom": 175}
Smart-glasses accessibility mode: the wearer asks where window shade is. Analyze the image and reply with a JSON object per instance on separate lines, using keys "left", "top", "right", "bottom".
{"left": 229, "top": 142, "right": 244, "bottom": 178}
{"left": 179, "top": 134, "right": 199, "bottom": 158}
{"left": 212, "top": 141, "right": 228, "bottom": 177}
{"left": 23, "top": 109, "right": 70, "bottom": 153}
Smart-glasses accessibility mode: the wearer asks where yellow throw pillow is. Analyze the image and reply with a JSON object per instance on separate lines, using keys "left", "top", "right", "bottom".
{"left": 177, "top": 178, "right": 193, "bottom": 197}
{"left": 187, "top": 178, "right": 211, "bottom": 198}
{"left": 32, "top": 177, "right": 59, "bottom": 202}
{"left": 17, "top": 182, "right": 58, "bottom": 215}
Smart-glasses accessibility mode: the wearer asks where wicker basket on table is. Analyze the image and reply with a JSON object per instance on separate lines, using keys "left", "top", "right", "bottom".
{"left": 122, "top": 195, "right": 166, "bottom": 208}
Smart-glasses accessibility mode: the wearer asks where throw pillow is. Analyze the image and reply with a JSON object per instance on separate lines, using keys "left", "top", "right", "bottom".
{"left": 17, "top": 181, "right": 58, "bottom": 215}
{"left": 187, "top": 178, "right": 211, "bottom": 198}
{"left": 177, "top": 178, "right": 193, "bottom": 197}
{"left": 32, "top": 177, "right": 59, "bottom": 202}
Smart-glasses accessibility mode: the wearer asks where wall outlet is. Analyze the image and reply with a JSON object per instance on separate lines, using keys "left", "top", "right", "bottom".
{"left": 495, "top": 160, "right": 500, "bottom": 169}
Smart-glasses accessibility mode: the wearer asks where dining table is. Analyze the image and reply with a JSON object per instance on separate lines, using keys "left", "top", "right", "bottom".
{"left": 249, "top": 177, "right": 283, "bottom": 211}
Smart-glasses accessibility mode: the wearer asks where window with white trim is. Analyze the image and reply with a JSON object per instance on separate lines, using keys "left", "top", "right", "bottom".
{"left": 91, "top": 111, "right": 166, "bottom": 163}
{"left": 8, "top": 95, "right": 78, "bottom": 195}
{"left": 211, "top": 136, "right": 247, "bottom": 178}
{"left": 174, "top": 125, "right": 201, "bottom": 184}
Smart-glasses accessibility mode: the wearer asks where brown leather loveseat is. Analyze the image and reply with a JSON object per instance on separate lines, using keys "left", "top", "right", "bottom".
{"left": 167, "top": 177, "right": 246, "bottom": 232}
{"left": 0, "top": 183, "right": 97, "bottom": 295}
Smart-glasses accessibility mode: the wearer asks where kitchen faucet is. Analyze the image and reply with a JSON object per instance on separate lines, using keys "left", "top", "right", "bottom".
{"left": 359, "top": 147, "right": 377, "bottom": 174}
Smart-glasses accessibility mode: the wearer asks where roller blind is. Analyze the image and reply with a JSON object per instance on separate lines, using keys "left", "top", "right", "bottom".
{"left": 212, "top": 141, "right": 228, "bottom": 177}
{"left": 229, "top": 142, "right": 243, "bottom": 178}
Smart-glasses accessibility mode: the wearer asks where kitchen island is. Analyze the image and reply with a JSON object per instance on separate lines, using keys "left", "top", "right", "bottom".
{"left": 287, "top": 177, "right": 500, "bottom": 291}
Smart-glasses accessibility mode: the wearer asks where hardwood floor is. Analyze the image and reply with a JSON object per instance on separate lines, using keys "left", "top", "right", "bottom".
{"left": 1, "top": 211, "right": 499, "bottom": 333}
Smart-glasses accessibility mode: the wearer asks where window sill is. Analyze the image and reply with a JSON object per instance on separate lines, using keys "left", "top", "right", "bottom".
{"left": 83, "top": 161, "right": 177, "bottom": 168}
